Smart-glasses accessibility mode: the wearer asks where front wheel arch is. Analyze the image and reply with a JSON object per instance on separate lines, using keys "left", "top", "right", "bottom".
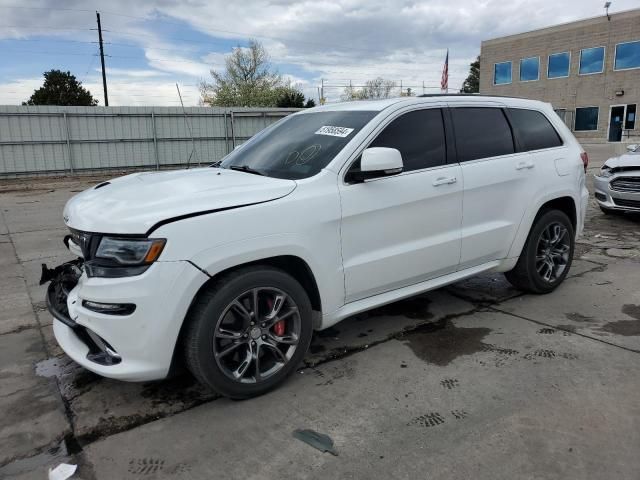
{"left": 168, "top": 255, "right": 321, "bottom": 378}
{"left": 181, "top": 264, "right": 314, "bottom": 397}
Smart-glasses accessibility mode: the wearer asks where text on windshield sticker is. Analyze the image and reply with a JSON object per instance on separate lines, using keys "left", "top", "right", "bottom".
{"left": 315, "top": 126, "right": 354, "bottom": 138}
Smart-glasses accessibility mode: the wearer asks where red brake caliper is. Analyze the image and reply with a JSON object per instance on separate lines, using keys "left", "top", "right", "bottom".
{"left": 268, "top": 297, "right": 286, "bottom": 336}
{"left": 274, "top": 319, "right": 285, "bottom": 336}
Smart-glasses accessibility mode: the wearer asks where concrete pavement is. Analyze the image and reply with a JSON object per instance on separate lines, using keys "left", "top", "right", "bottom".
{"left": 0, "top": 146, "right": 639, "bottom": 479}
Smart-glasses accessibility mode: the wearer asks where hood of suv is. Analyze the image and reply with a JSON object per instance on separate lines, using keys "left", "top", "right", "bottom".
{"left": 63, "top": 167, "right": 297, "bottom": 234}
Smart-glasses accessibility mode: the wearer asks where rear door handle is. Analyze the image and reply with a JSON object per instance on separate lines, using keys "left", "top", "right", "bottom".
{"left": 432, "top": 176, "right": 457, "bottom": 186}
{"left": 516, "top": 161, "right": 534, "bottom": 170}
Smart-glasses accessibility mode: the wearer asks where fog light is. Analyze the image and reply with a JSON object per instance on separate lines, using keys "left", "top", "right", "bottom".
{"left": 82, "top": 300, "right": 136, "bottom": 315}
{"left": 595, "top": 192, "right": 607, "bottom": 202}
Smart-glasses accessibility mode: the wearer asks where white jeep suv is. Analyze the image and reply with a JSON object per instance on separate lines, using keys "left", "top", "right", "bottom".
{"left": 43, "top": 95, "right": 589, "bottom": 398}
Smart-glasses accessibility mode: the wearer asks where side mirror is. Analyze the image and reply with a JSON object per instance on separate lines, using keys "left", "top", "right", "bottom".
{"left": 626, "top": 144, "right": 638, "bottom": 152}
{"left": 349, "top": 147, "right": 403, "bottom": 183}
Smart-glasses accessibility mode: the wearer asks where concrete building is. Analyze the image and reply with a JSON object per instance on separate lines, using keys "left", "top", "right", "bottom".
{"left": 479, "top": 8, "right": 640, "bottom": 144}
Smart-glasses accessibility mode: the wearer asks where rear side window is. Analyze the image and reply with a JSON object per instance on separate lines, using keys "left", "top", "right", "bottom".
{"left": 369, "top": 109, "right": 446, "bottom": 171}
{"left": 508, "top": 108, "right": 563, "bottom": 151}
{"left": 450, "top": 108, "right": 515, "bottom": 162}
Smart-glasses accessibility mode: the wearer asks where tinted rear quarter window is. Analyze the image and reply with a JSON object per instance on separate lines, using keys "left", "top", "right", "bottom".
{"left": 508, "top": 108, "right": 563, "bottom": 151}
{"left": 450, "top": 108, "right": 515, "bottom": 162}
{"left": 369, "top": 108, "right": 446, "bottom": 171}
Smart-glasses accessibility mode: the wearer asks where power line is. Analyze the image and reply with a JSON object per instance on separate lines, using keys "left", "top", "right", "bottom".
{"left": 80, "top": 52, "right": 98, "bottom": 84}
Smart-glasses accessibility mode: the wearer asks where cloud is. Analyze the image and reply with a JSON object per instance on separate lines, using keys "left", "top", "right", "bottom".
{"left": 103, "top": 68, "right": 169, "bottom": 78}
{"left": 1, "top": 0, "right": 638, "bottom": 105}
{"left": 0, "top": 76, "right": 201, "bottom": 107}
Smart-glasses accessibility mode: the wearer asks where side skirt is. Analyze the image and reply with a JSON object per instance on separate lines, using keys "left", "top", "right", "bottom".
{"left": 321, "top": 260, "right": 502, "bottom": 329}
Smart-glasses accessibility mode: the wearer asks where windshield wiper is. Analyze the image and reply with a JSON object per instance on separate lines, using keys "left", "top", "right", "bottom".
{"left": 228, "top": 165, "right": 266, "bottom": 176}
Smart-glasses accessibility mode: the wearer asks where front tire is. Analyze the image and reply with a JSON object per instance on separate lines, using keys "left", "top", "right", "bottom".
{"left": 505, "top": 209, "right": 574, "bottom": 294}
{"left": 183, "top": 266, "right": 313, "bottom": 399}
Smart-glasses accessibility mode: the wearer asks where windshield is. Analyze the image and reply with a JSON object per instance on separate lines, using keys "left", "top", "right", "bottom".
{"left": 220, "top": 110, "right": 377, "bottom": 179}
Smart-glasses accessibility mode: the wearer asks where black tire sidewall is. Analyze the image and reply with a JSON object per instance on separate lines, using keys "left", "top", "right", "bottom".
{"left": 524, "top": 210, "right": 575, "bottom": 293}
{"left": 189, "top": 267, "right": 313, "bottom": 399}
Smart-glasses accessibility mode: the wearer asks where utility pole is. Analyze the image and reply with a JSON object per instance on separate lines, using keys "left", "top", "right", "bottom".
{"left": 96, "top": 11, "right": 109, "bottom": 106}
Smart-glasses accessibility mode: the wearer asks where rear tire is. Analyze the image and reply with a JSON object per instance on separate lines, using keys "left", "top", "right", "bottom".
{"left": 505, "top": 209, "right": 574, "bottom": 294}
{"left": 183, "top": 266, "right": 313, "bottom": 399}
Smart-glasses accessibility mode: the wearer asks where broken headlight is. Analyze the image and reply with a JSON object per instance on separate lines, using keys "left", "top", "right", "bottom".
{"left": 598, "top": 165, "right": 613, "bottom": 178}
{"left": 85, "top": 237, "right": 166, "bottom": 278}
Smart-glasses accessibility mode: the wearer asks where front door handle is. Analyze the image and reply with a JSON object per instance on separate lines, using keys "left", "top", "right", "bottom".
{"left": 516, "top": 161, "right": 534, "bottom": 170}
{"left": 433, "top": 176, "right": 457, "bottom": 186}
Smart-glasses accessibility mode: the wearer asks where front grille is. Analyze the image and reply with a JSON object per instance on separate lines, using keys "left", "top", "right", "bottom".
{"left": 611, "top": 176, "right": 640, "bottom": 193}
{"left": 69, "top": 229, "right": 102, "bottom": 260}
{"left": 613, "top": 198, "right": 640, "bottom": 209}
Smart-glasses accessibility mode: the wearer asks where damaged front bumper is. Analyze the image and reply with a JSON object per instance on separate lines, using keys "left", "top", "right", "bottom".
{"left": 41, "top": 237, "right": 210, "bottom": 382}
{"left": 41, "top": 259, "right": 123, "bottom": 366}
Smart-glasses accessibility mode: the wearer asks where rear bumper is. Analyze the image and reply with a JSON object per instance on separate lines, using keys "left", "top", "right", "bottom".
{"left": 593, "top": 174, "right": 640, "bottom": 211}
{"left": 46, "top": 259, "right": 209, "bottom": 381}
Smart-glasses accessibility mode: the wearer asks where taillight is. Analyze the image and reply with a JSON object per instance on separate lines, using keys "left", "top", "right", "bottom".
{"left": 580, "top": 151, "right": 588, "bottom": 173}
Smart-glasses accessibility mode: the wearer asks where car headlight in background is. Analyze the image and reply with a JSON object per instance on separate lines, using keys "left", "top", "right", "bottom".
{"left": 85, "top": 237, "right": 166, "bottom": 278}
{"left": 598, "top": 165, "right": 613, "bottom": 178}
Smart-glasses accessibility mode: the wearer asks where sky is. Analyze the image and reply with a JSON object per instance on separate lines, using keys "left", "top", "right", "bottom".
{"left": 0, "top": 0, "right": 638, "bottom": 106}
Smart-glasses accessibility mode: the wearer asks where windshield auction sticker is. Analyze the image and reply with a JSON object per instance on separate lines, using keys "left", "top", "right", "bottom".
{"left": 315, "top": 126, "right": 355, "bottom": 138}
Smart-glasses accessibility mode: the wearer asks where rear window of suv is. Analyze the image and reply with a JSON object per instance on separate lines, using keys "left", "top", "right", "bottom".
{"left": 450, "top": 107, "right": 515, "bottom": 162}
{"left": 507, "top": 108, "right": 563, "bottom": 152}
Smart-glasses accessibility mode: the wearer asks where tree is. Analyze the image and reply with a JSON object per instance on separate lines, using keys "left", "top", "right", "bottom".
{"left": 460, "top": 55, "right": 480, "bottom": 93}
{"left": 276, "top": 87, "right": 305, "bottom": 108}
{"left": 24, "top": 70, "right": 98, "bottom": 106}
{"left": 341, "top": 77, "right": 396, "bottom": 101}
{"left": 304, "top": 98, "right": 316, "bottom": 108}
{"left": 201, "top": 40, "right": 285, "bottom": 107}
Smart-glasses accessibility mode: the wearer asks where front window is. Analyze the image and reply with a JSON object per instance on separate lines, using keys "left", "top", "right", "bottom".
{"left": 494, "top": 62, "right": 512, "bottom": 85}
{"left": 574, "top": 107, "right": 599, "bottom": 131}
{"left": 220, "top": 111, "right": 377, "bottom": 179}
{"left": 520, "top": 57, "right": 539, "bottom": 81}
{"left": 614, "top": 40, "right": 640, "bottom": 70}
{"left": 548, "top": 52, "right": 570, "bottom": 78}
{"left": 579, "top": 47, "right": 605, "bottom": 74}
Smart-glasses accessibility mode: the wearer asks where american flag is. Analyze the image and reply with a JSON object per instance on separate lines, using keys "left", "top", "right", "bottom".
{"left": 441, "top": 49, "right": 449, "bottom": 93}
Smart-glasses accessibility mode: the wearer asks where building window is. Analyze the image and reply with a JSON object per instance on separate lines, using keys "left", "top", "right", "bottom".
{"left": 614, "top": 40, "right": 640, "bottom": 71}
{"left": 548, "top": 52, "right": 570, "bottom": 78}
{"left": 519, "top": 57, "right": 539, "bottom": 81}
{"left": 579, "top": 47, "right": 605, "bottom": 74}
{"left": 575, "top": 107, "right": 599, "bottom": 131}
{"left": 626, "top": 104, "right": 636, "bottom": 130}
{"left": 494, "top": 62, "right": 512, "bottom": 85}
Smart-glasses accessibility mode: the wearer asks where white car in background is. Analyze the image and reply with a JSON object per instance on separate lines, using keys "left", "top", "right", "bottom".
{"left": 42, "top": 95, "right": 589, "bottom": 398}
{"left": 594, "top": 144, "right": 640, "bottom": 214}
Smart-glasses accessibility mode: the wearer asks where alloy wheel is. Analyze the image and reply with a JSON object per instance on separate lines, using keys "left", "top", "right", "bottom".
{"left": 535, "top": 222, "right": 570, "bottom": 283}
{"left": 213, "top": 287, "right": 301, "bottom": 384}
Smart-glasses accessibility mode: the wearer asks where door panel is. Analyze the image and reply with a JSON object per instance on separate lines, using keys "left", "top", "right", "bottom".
{"left": 453, "top": 106, "right": 565, "bottom": 269}
{"left": 339, "top": 165, "right": 463, "bottom": 302}
{"left": 458, "top": 155, "right": 537, "bottom": 268}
